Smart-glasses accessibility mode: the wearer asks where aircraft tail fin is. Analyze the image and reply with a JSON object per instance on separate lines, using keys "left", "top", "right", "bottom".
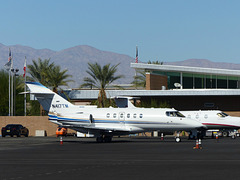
{"left": 26, "top": 82, "right": 74, "bottom": 114}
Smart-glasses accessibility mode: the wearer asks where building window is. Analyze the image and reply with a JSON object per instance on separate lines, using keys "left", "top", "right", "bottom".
{"left": 204, "top": 103, "right": 214, "bottom": 108}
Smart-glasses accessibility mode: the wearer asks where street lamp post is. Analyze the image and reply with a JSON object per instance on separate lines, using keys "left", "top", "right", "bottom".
{"left": 11, "top": 68, "right": 19, "bottom": 116}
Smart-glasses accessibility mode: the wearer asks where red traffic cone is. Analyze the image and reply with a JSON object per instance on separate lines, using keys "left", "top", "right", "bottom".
{"left": 193, "top": 139, "right": 199, "bottom": 149}
{"left": 161, "top": 133, "right": 164, "bottom": 140}
{"left": 60, "top": 136, "right": 63, "bottom": 145}
{"left": 198, "top": 139, "right": 202, "bottom": 149}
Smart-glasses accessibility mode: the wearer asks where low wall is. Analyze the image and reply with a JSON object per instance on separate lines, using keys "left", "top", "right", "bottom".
{"left": 0, "top": 116, "right": 58, "bottom": 136}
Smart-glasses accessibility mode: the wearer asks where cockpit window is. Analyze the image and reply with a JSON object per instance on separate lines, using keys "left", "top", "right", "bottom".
{"left": 217, "top": 112, "right": 229, "bottom": 118}
{"left": 166, "top": 111, "right": 185, "bottom": 117}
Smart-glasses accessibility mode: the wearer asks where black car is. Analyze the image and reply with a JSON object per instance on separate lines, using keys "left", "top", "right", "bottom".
{"left": 1, "top": 124, "right": 29, "bottom": 137}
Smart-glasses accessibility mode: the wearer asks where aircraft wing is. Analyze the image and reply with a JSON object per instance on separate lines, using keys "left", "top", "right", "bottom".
{"left": 59, "top": 121, "right": 137, "bottom": 136}
{"left": 75, "top": 126, "right": 132, "bottom": 136}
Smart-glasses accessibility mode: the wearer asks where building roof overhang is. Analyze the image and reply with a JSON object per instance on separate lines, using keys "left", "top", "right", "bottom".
{"left": 130, "top": 63, "right": 240, "bottom": 77}
{"left": 68, "top": 89, "right": 240, "bottom": 100}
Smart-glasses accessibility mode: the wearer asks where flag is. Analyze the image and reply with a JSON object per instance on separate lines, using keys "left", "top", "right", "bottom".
{"left": 4, "top": 48, "right": 12, "bottom": 70}
{"left": 135, "top": 46, "right": 138, "bottom": 63}
{"left": 23, "top": 57, "right": 26, "bottom": 78}
{"left": 8, "top": 49, "right": 12, "bottom": 62}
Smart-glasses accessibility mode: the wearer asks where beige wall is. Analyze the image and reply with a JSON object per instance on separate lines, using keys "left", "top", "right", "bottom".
{"left": 0, "top": 116, "right": 60, "bottom": 136}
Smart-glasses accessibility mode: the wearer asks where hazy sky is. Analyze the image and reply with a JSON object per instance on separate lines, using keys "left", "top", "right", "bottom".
{"left": 1, "top": 0, "right": 240, "bottom": 63}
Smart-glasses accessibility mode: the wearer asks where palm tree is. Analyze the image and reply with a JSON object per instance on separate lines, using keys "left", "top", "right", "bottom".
{"left": 27, "top": 58, "right": 54, "bottom": 86}
{"left": 46, "top": 65, "right": 74, "bottom": 93}
{"left": 27, "top": 58, "right": 73, "bottom": 115}
{"left": 147, "top": 60, "right": 164, "bottom": 65}
{"left": 132, "top": 70, "right": 146, "bottom": 89}
{"left": 81, "top": 62, "right": 124, "bottom": 107}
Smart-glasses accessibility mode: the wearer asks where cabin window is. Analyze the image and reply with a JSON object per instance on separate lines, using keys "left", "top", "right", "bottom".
{"left": 113, "top": 113, "right": 117, "bottom": 118}
{"left": 222, "top": 112, "right": 229, "bottom": 117}
{"left": 196, "top": 114, "right": 199, "bottom": 119}
{"left": 127, "top": 113, "right": 130, "bottom": 118}
{"left": 139, "top": 114, "right": 143, "bottom": 118}
{"left": 120, "top": 113, "right": 124, "bottom": 118}
{"left": 133, "top": 113, "right": 137, "bottom": 118}
{"left": 187, "top": 115, "right": 191, "bottom": 119}
{"left": 217, "top": 112, "right": 229, "bottom": 118}
{"left": 166, "top": 111, "right": 185, "bottom": 117}
{"left": 106, "top": 113, "right": 110, "bottom": 118}
{"left": 204, "top": 114, "right": 208, "bottom": 119}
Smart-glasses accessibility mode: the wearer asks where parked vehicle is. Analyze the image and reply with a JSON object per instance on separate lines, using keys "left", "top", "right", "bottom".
{"left": 1, "top": 124, "right": 29, "bottom": 137}
{"left": 56, "top": 127, "right": 67, "bottom": 137}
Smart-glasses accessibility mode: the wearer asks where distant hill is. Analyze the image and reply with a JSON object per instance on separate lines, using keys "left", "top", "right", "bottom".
{"left": 0, "top": 44, "right": 135, "bottom": 88}
{"left": 1, "top": 43, "right": 240, "bottom": 88}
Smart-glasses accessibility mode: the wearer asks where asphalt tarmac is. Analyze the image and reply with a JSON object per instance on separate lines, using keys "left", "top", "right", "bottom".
{"left": 0, "top": 136, "right": 240, "bottom": 180}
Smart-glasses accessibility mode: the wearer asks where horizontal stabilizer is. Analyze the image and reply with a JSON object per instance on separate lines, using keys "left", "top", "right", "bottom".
{"left": 26, "top": 81, "right": 74, "bottom": 112}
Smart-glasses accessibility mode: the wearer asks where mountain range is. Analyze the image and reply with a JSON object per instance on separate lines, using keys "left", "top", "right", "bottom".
{"left": 1, "top": 43, "right": 240, "bottom": 88}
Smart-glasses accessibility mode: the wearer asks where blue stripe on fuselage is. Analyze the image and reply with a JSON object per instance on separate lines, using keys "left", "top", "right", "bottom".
{"left": 48, "top": 114, "right": 178, "bottom": 125}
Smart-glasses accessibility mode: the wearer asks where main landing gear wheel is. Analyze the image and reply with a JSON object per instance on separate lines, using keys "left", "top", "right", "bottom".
{"left": 96, "top": 135, "right": 112, "bottom": 143}
{"left": 96, "top": 136, "right": 103, "bottom": 143}
{"left": 103, "top": 136, "right": 112, "bottom": 143}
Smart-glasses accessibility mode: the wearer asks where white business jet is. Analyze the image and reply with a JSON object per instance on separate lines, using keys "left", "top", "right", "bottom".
{"left": 26, "top": 82, "right": 205, "bottom": 143}
{"left": 114, "top": 97, "right": 240, "bottom": 139}
{"left": 181, "top": 110, "right": 240, "bottom": 138}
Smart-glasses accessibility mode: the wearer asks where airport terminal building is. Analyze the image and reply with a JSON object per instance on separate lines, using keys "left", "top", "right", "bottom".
{"left": 66, "top": 63, "right": 240, "bottom": 112}
{"left": 3, "top": 62, "right": 240, "bottom": 137}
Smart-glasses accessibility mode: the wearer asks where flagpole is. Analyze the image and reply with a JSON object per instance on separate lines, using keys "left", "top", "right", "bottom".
{"left": 24, "top": 56, "right": 27, "bottom": 116}
{"left": 8, "top": 68, "right": 11, "bottom": 116}
{"left": 11, "top": 53, "right": 13, "bottom": 116}
{"left": 134, "top": 45, "right": 138, "bottom": 89}
{"left": 5, "top": 48, "right": 12, "bottom": 116}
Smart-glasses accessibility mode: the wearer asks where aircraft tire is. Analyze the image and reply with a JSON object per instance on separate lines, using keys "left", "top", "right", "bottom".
{"left": 175, "top": 137, "right": 181, "bottom": 143}
{"left": 103, "top": 136, "right": 112, "bottom": 143}
{"left": 222, "top": 131, "right": 228, "bottom": 137}
{"left": 96, "top": 136, "right": 103, "bottom": 143}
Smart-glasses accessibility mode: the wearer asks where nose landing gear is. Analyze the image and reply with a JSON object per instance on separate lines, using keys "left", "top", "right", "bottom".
{"left": 175, "top": 132, "right": 181, "bottom": 143}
